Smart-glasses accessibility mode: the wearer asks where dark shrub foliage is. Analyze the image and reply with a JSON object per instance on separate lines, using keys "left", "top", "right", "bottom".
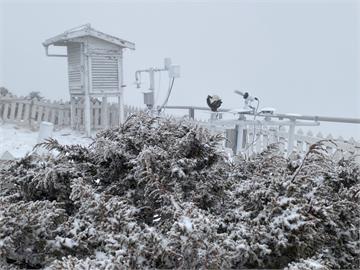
{"left": 0, "top": 113, "right": 359, "bottom": 269}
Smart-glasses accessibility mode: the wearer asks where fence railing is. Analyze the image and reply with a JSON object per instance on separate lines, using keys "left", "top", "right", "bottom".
{"left": 164, "top": 105, "right": 360, "bottom": 159}
{"left": 222, "top": 125, "right": 360, "bottom": 159}
{"left": 0, "top": 94, "right": 141, "bottom": 130}
{"left": 1, "top": 96, "right": 359, "bottom": 159}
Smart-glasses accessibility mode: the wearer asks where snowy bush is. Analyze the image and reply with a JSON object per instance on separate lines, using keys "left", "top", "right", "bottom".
{"left": 0, "top": 113, "right": 359, "bottom": 269}
{"left": 0, "top": 87, "right": 12, "bottom": 97}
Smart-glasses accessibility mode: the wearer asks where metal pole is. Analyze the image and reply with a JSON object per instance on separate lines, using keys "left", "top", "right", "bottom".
{"left": 84, "top": 45, "right": 91, "bottom": 136}
{"left": 118, "top": 54, "right": 125, "bottom": 124}
{"left": 287, "top": 119, "right": 296, "bottom": 155}
{"left": 148, "top": 68, "right": 155, "bottom": 111}
{"left": 236, "top": 124, "right": 245, "bottom": 154}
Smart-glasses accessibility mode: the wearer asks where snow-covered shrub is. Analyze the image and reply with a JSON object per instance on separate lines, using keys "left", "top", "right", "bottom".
{"left": 27, "top": 91, "right": 43, "bottom": 100}
{"left": 227, "top": 141, "right": 360, "bottom": 269}
{"left": 0, "top": 87, "right": 12, "bottom": 97}
{"left": 0, "top": 200, "right": 68, "bottom": 268}
{"left": 0, "top": 113, "right": 359, "bottom": 269}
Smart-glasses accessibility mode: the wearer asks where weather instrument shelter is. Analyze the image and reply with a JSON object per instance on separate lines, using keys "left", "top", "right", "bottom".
{"left": 43, "top": 24, "right": 135, "bottom": 135}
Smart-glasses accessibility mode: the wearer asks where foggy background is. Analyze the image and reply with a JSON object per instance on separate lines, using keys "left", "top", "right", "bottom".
{"left": 0, "top": 0, "right": 359, "bottom": 138}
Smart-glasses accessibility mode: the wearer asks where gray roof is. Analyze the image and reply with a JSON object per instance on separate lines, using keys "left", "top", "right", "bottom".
{"left": 43, "top": 24, "right": 135, "bottom": 50}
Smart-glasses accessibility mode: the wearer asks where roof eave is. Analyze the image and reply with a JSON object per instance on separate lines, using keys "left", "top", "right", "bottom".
{"left": 88, "top": 29, "right": 135, "bottom": 50}
{"left": 43, "top": 29, "right": 135, "bottom": 50}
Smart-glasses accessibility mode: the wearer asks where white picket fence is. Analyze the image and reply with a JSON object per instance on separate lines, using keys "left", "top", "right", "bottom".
{"left": 0, "top": 94, "right": 142, "bottom": 130}
{"left": 228, "top": 126, "right": 360, "bottom": 159}
{"left": 165, "top": 106, "right": 360, "bottom": 160}
{"left": 1, "top": 95, "right": 359, "bottom": 159}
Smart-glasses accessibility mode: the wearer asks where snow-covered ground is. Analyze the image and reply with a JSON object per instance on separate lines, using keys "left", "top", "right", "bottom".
{"left": 0, "top": 124, "right": 93, "bottom": 159}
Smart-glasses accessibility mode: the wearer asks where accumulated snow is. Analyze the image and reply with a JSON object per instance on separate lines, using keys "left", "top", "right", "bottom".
{"left": 0, "top": 123, "right": 92, "bottom": 158}
{"left": 179, "top": 216, "right": 193, "bottom": 233}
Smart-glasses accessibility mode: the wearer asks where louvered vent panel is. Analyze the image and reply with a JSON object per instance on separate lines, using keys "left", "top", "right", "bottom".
{"left": 67, "top": 44, "right": 82, "bottom": 91}
{"left": 91, "top": 55, "right": 119, "bottom": 92}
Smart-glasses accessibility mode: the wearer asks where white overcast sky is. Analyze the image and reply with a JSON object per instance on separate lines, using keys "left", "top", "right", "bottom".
{"left": 0, "top": 0, "right": 359, "bottom": 137}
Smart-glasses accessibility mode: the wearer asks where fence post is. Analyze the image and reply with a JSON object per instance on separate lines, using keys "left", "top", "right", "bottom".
{"left": 9, "top": 101, "right": 16, "bottom": 122}
{"left": 279, "top": 126, "right": 286, "bottom": 153}
{"left": 189, "top": 107, "right": 195, "bottom": 120}
{"left": 287, "top": 119, "right": 296, "bottom": 156}
{"left": 23, "top": 101, "right": 31, "bottom": 125}
{"left": 70, "top": 96, "right": 76, "bottom": 129}
{"left": 16, "top": 102, "right": 24, "bottom": 122}
{"left": 255, "top": 129, "right": 262, "bottom": 153}
{"left": 235, "top": 124, "right": 246, "bottom": 154}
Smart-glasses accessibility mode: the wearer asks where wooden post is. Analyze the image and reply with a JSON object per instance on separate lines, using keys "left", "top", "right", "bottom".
{"left": 16, "top": 103, "right": 24, "bottom": 122}
{"left": 3, "top": 103, "right": 9, "bottom": 121}
{"left": 30, "top": 99, "right": 37, "bottom": 129}
{"left": 50, "top": 107, "right": 56, "bottom": 124}
{"left": 43, "top": 105, "right": 50, "bottom": 122}
{"left": 23, "top": 102, "right": 31, "bottom": 125}
{"left": 70, "top": 96, "right": 76, "bottom": 129}
{"left": 84, "top": 96, "right": 91, "bottom": 136}
{"left": 9, "top": 102, "right": 16, "bottom": 122}
{"left": 255, "top": 130, "right": 262, "bottom": 153}
{"left": 37, "top": 105, "right": 44, "bottom": 124}
{"left": 225, "top": 128, "right": 237, "bottom": 154}
{"left": 58, "top": 109, "right": 64, "bottom": 127}
{"left": 102, "top": 96, "right": 108, "bottom": 128}
{"left": 189, "top": 107, "right": 195, "bottom": 119}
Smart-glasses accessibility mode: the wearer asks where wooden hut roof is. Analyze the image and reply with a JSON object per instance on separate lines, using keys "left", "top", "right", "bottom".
{"left": 43, "top": 24, "right": 135, "bottom": 50}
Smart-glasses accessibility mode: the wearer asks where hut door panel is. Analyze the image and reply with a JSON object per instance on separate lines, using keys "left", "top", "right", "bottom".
{"left": 67, "top": 44, "right": 83, "bottom": 94}
{"left": 91, "top": 55, "right": 119, "bottom": 94}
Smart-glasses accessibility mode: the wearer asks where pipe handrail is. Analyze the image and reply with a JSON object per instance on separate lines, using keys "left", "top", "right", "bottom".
{"left": 164, "top": 105, "right": 360, "bottom": 124}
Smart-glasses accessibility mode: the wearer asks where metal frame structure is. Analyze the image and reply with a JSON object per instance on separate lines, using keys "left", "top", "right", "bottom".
{"left": 135, "top": 58, "right": 180, "bottom": 112}
{"left": 164, "top": 105, "right": 360, "bottom": 155}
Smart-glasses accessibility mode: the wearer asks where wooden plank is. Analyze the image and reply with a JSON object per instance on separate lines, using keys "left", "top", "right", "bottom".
{"left": 268, "top": 128, "right": 278, "bottom": 144}
{"left": 9, "top": 102, "right": 17, "bottom": 122}
{"left": 37, "top": 105, "right": 44, "bottom": 123}
{"left": 101, "top": 96, "right": 108, "bottom": 128}
{"left": 255, "top": 131, "right": 262, "bottom": 153}
{"left": 16, "top": 103, "right": 23, "bottom": 121}
{"left": 70, "top": 97, "right": 76, "bottom": 129}
{"left": 0, "top": 102, "right": 3, "bottom": 120}
{"left": 50, "top": 108, "right": 57, "bottom": 124}
{"left": 58, "top": 109, "right": 64, "bottom": 126}
{"left": 94, "top": 106, "right": 100, "bottom": 128}
{"left": 23, "top": 103, "right": 31, "bottom": 124}
{"left": 262, "top": 132, "right": 269, "bottom": 149}
{"left": 2, "top": 103, "right": 9, "bottom": 121}
{"left": 30, "top": 101, "right": 38, "bottom": 128}
{"left": 43, "top": 106, "right": 50, "bottom": 122}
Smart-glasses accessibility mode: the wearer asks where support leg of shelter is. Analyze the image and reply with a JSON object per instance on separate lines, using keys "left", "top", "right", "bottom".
{"left": 84, "top": 95, "right": 91, "bottom": 136}
{"left": 118, "top": 94, "right": 124, "bottom": 125}
{"left": 102, "top": 96, "right": 108, "bottom": 129}
{"left": 70, "top": 96, "right": 76, "bottom": 129}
